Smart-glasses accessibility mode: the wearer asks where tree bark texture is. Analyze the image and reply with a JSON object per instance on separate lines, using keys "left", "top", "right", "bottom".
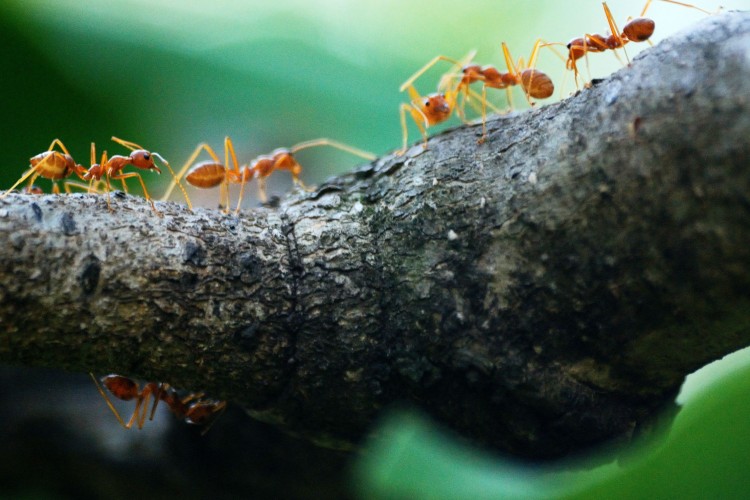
{"left": 1, "top": 12, "right": 749, "bottom": 459}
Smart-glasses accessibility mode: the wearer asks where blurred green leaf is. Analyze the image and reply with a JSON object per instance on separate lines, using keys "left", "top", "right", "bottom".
{"left": 354, "top": 348, "right": 750, "bottom": 499}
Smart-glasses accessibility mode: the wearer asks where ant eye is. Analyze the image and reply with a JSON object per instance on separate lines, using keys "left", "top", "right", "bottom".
{"left": 424, "top": 100, "right": 430, "bottom": 107}
{"left": 143, "top": 153, "right": 151, "bottom": 161}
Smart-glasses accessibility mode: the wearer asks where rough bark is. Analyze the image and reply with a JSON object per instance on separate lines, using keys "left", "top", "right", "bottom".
{"left": 1, "top": 12, "right": 749, "bottom": 460}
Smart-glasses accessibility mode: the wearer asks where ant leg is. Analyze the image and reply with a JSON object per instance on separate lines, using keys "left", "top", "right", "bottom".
{"left": 90, "top": 373, "right": 130, "bottom": 429}
{"left": 224, "top": 137, "right": 241, "bottom": 176}
{"left": 110, "top": 172, "right": 162, "bottom": 216}
{"left": 257, "top": 177, "right": 268, "bottom": 204}
{"left": 126, "top": 395, "right": 144, "bottom": 429}
{"left": 149, "top": 386, "right": 163, "bottom": 421}
{"left": 64, "top": 181, "right": 101, "bottom": 194}
{"left": 224, "top": 137, "right": 241, "bottom": 212}
{"left": 602, "top": 3, "right": 631, "bottom": 64}
{"left": 398, "top": 103, "right": 412, "bottom": 155}
{"left": 110, "top": 136, "right": 144, "bottom": 151}
{"left": 1, "top": 165, "right": 46, "bottom": 198}
{"left": 480, "top": 84, "right": 488, "bottom": 143}
{"left": 289, "top": 138, "right": 376, "bottom": 160}
{"left": 46, "top": 138, "right": 72, "bottom": 156}
{"left": 161, "top": 143, "right": 221, "bottom": 202}
{"left": 25, "top": 171, "right": 43, "bottom": 194}
{"left": 501, "top": 42, "right": 533, "bottom": 106}
{"left": 656, "top": 0, "right": 712, "bottom": 15}
{"left": 233, "top": 169, "right": 251, "bottom": 214}
{"left": 199, "top": 401, "right": 227, "bottom": 435}
{"left": 399, "top": 52, "right": 472, "bottom": 92}
{"left": 137, "top": 385, "right": 163, "bottom": 429}
{"left": 222, "top": 180, "right": 230, "bottom": 213}
{"left": 501, "top": 42, "right": 519, "bottom": 80}
{"left": 398, "top": 92, "right": 429, "bottom": 154}
{"left": 150, "top": 152, "right": 192, "bottom": 210}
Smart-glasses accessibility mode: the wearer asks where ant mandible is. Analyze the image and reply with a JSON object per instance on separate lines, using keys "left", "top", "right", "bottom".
{"left": 161, "top": 137, "right": 375, "bottom": 213}
{"left": 83, "top": 137, "right": 180, "bottom": 215}
{"left": 0, "top": 139, "right": 89, "bottom": 199}
{"left": 90, "top": 373, "right": 227, "bottom": 434}
{"left": 563, "top": 0, "right": 710, "bottom": 86}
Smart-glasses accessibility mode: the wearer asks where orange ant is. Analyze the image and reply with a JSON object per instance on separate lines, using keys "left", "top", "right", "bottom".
{"left": 90, "top": 373, "right": 227, "bottom": 434}
{"left": 437, "top": 40, "right": 554, "bottom": 142}
{"left": 1, "top": 139, "right": 89, "bottom": 199}
{"left": 161, "top": 137, "right": 375, "bottom": 213}
{"left": 82, "top": 137, "right": 185, "bottom": 215}
{"left": 561, "top": 0, "right": 710, "bottom": 86}
{"left": 397, "top": 52, "right": 471, "bottom": 154}
{"left": 247, "top": 138, "right": 376, "bottom": 204}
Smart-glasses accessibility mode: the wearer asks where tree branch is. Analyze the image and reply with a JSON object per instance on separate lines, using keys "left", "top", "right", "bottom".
{"left": 1, "top": 11, "right": 749, "bottom": 459}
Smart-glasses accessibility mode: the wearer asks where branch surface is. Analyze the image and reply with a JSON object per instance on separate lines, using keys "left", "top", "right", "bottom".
{"left": 1, "top": 12, "right": 749, "bottom": 458}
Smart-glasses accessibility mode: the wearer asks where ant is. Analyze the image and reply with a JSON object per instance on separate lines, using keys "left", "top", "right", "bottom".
{"left": 90, "top": 373, "right": 227, "bottom": 434}
{"left": 161, "top": 137, "right": 375, "bottom": 213}
{"left": 83, "top": 137, "right": 185, "bottom": 215}
{"left": 433, "top": 40, "right": 555, "bottom": 142}
{"left": 561, "top": 0, "right": 710, "bottom": 86}
{"left": 248, "top": 138, "right": 376, "bottom": 204}
{"left": 397, "top": 51, "right": 473, "bottom": 154}
{"left": 1, "top": 139, "right": 89, "bottom": 199}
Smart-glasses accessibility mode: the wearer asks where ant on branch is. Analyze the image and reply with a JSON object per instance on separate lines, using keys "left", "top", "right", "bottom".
{"left": 83, "top": 137, "right": 186, "bottom": 215}
{"left": 432, "top": 40, "right": 554, "bottom": 142}
{"left": 397, "top": 51, "right": 475, "bottom": 154}
{"left": 90, "top": 373, "right": 227, "bottom": 434}
{"left": 557, "top": 0, "right": 711, "bottom": 86}
{"left": 161, "top": 137, "right": 375, "bottom": 213}
{"left": 1, "top": 139, "right": 89, "bottom": 199}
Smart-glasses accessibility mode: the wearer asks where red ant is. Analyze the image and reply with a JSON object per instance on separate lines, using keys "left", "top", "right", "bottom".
{"left": 82, "top": 137, "right": 186, "bottom": 215}
{"left": 437, "top": 40, "right": 554, "bottom": 142}
{"left": 90, "top": 373, "right": 227, "bottom": 434}
{"left": 397, "top": 51, "right": 474, "bottom": 154}
{"left": 560, "top": 0, "right": 710, "bottom": 86}
{"left": 1, "top": 139, "right": 89, "bottom": 199}
{"left": 161, "top": 137, "right": 375, "bottom": 213}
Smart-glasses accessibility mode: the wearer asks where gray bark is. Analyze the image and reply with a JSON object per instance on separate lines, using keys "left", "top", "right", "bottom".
{"left": 1, "top": 11, "right": 749, "bottom": 459}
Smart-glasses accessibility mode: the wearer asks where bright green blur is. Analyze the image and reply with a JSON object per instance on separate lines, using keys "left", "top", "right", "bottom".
{"left": 354, "top": 347, "right": 750, "bottom": 499}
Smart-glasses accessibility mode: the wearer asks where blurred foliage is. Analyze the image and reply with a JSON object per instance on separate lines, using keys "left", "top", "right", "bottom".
{"left": 354, "top": 348, "right": 750, "bottom": 499}
{"left": 0, "top": 0, "right": 736, "bottom": 208}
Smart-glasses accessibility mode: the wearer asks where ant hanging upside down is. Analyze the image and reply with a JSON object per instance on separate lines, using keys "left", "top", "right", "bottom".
{"left": 90, "top": 373, "right": 227, "bottom": 434}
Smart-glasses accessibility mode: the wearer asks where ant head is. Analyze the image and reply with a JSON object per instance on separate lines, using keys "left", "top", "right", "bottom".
{"left": 422, "top": 93, "right": 452, "bottom": 124}
{"left": 185, "top": 400, "right": 227, "bottom": 425}
{"left": 129, "top": 150, "right": 161, "bottom": 173}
